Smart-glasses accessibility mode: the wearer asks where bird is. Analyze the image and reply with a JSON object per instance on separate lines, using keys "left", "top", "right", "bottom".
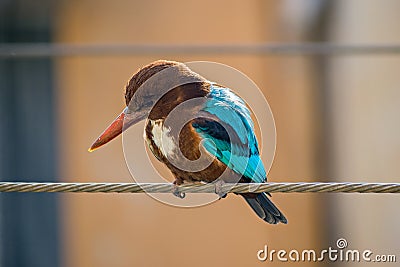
{"left": 89, "top": 60, "right": 287, "bottom": 224}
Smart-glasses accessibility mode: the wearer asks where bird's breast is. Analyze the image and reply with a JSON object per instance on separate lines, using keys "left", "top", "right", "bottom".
{"left": 144, "top": 117, "right": 230, "bottom": 183}
{"left": 145, "top": 119, "right": 177, "bottom": 160}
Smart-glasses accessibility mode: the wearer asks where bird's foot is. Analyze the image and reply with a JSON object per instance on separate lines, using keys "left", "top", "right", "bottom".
{"left": 214, "top": 179, "right": 228, "bottom": 199}
{"left": 171, "top": 183, "right": 185, "bottom": 199}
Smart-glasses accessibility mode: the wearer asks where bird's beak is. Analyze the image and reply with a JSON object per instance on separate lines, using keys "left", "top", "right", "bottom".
{"left": 88, "top": 107, "right": 145, "bottom": 152}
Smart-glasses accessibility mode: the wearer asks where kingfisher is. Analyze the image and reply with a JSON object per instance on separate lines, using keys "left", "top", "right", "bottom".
{"left": 89, "top": 60, "right": 287, "bottom": 224}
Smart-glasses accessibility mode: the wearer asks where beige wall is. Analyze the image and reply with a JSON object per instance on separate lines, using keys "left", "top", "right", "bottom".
{"left": 55, "top": 1, "right": 322, "bottom": 266}
{"left": 327, "top": 1, "right": 400, "bottom": 265}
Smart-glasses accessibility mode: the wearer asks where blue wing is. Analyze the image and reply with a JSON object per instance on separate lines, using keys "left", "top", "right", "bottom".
{"left": 192, "top": 84, "right": 266, "bottom": 183}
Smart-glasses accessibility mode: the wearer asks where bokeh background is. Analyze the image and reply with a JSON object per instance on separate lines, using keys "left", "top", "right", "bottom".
{"left": 1, "top": 0, "right": 399, "bottom": 266}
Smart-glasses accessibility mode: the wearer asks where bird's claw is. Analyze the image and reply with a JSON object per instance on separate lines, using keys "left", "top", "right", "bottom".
{"left": 214, "top": 180, "right": 228, "bottom": 199}
{"left": 172, "top": 184, "right": 185, "bottom": 199}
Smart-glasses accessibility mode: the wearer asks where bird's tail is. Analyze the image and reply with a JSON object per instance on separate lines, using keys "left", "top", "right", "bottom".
{"left": 241, "top": 193, "right": 287, "bottom": 224}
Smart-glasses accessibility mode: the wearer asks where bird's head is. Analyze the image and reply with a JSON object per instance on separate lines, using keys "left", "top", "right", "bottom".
{"left": 88, "top": 60, "right": 206, "bottom": 152}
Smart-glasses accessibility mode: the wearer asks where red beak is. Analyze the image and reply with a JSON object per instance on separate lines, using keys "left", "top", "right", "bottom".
{"left": 89, "top": 106, "right": 148, "bottom": 152}
{"left": 88, "top": 110, "right": 126, "bottom": 152}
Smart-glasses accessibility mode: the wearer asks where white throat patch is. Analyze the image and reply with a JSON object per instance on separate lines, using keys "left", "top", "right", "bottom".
{"left": 148, "top": 119, "right": 177, "bottom": 157}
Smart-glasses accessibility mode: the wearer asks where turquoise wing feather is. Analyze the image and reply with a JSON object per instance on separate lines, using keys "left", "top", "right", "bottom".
{"left": 192, "top": 84, "right": 266, "bottom": 183}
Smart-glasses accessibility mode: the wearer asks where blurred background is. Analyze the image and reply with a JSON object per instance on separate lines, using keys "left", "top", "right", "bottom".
{"left": 0, "top": 0, "right": 399, "bottom": 266}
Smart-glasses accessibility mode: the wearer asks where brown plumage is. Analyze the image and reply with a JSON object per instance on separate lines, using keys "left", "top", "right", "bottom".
{"left": 125, "top": 60, "right": 181, "bottom": 106}
{"left": 123, "top": 60, "right": 228, "bottom": 184}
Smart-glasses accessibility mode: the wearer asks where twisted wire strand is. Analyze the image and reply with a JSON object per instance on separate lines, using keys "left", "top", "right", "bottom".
{"left": 0, "top": 182, "right": 399, "bottom": 193}
{"left": 1, "top": 43, "right": 400, "bottom": 58}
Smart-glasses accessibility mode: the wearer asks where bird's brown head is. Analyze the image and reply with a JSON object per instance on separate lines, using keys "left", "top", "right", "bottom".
{"left": 88, "top": 60, "right": 206, "bottom": 152}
